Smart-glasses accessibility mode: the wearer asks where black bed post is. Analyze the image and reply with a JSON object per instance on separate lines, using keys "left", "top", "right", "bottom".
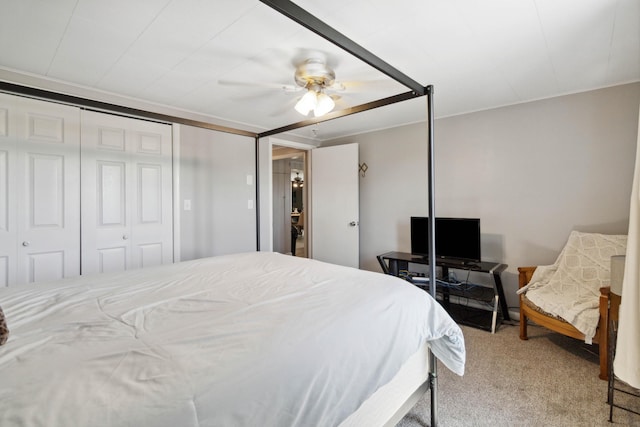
{"left": 426, "top": 84, "right": 438, "bottom": 427}
{"left": 255, "top": 136, "right": 261, "bottom": 251}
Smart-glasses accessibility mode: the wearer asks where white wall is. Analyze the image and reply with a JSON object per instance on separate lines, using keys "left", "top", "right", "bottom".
{"left": 178, "top": 125, "right": 257, "bottom": 260}
{"left": 326, "top": 83, "right": 640, "bottom": 314}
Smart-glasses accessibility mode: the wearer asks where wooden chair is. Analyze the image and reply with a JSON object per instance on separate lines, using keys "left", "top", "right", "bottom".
{"left": 518, "top": 266, "right": 611, "bottom": 380}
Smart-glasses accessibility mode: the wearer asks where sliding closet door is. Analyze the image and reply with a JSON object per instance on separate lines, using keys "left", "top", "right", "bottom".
{"left": 81, "top": 110, "right": 173, "bottom": 274}
{"left": 0, "top": 93, "right": 80, "bottom": 286}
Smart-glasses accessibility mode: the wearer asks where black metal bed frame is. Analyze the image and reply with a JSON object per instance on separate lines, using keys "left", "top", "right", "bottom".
{"left": 0, "top": 0, "right": 441, "bottom": 424}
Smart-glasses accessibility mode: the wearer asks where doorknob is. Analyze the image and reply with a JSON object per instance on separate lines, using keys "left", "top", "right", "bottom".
{"left": 349, "top": 221, "right": 359, "bottom": 227}
{"left": 22, "top": 241, "right": 30, "bottom": 247}
{"left": 122, "top": 235, "right": 129, "bottom": 240}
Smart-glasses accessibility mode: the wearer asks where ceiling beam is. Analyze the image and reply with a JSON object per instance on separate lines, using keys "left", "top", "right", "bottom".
{"left": 260, "top": 0, "right": 426, "bottom": 96}
{"left": 258, "top": 90, "right": 423, "bottom": 138}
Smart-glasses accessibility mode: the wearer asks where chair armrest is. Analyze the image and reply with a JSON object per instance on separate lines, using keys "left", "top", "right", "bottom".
{"left": 518, "top": 266, "right": 537, "bottom": 288}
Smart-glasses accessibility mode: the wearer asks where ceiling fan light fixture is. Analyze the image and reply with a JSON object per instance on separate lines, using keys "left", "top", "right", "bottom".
{"left": 294, "top": 89, "right": 317, "bottom": 115}
{"left": 314, "top": 92, "right": 335, "bottom": 117}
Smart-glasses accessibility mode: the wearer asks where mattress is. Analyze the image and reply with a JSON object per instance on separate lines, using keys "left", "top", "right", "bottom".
{"left": 339, "top": 341, "right": 431, "bottom": 427}
{"left": 0, "top": 252, "right": 464, "bottom": 427}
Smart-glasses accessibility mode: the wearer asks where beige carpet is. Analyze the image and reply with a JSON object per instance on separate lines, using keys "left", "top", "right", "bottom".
{"left": 397, "top": 323, "right": 639, "bottom": 426}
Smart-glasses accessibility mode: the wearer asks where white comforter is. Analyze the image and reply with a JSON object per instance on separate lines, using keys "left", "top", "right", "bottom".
{"left": 0, "top": 252, "right": 465, "bottom": 427}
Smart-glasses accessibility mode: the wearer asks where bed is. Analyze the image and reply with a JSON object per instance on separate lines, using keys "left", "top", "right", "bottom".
{"left": 0, "top": 251, "right": 465, "bottom": 427}
{"left": 0, "top": 1, "right": 450, "bottom": 423}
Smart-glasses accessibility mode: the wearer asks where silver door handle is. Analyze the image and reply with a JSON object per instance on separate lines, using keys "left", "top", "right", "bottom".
{"left": 22, "top": 241, "right": 30, "bottom": 247}
{"left": 349, "top": 221, "right": 358, "bottom": 227}
{"left": 123, "top": 235, "right": 129, "bottom": 240}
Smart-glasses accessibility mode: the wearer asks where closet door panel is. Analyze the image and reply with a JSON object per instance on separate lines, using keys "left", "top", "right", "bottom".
{"left": 81, "top": 110, "right": 172, "bottom": 275}
{"left": 0, "top": 107, "right": 7, "bottom": 136}
{"left": 81, "top": 111, "right": 131, "bottom": 274}
{"left": 10, "top": 95, "right": 80, "bottom": 285}
{"left": 0, "top": 257, "right": 8, "bottom": 287}
{"left": 0, "top": 139, "right": 8, "bottom": 286}
{"left": 138, "top": 243, "right": 163, "bottom": 268}
{"left": 19, "top": 152, "right": 69, "bottom": 283}
{"left": 129, "top": 123, "right": 173, "bottom": 268}
{"left": 94, "top": 160, "right": 129, "bottom": 273}
{"left": 0, "top": 96, "right": 16, "bottom": 287}
{"left": 26, "top": 251, "right": 64, "bottom": 283}
{"left": 98, "top": 247, "right": 127, "bottom": 274}
{"left": 0, "top": 150, "right": 8, "bottom": 285}
{"left": 0, "top": 150, "right": 9, "bottom": 232}
{"left": 27, "top": 153, "right": 64, "bottom": 227}
{"left": 138, "top": 164, "right": 161, "bottom": 223}
{"left": 98, "top": 161, "right": 126, "bottom": 226}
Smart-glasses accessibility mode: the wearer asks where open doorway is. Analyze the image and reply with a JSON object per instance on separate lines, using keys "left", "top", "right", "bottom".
{"left": 272, "top": 145, "right": 308, "bottom": 257}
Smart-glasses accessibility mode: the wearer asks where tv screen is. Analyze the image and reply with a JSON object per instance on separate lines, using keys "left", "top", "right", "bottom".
{"left": 410, "top": 217, "right": 481, "bottom": 263}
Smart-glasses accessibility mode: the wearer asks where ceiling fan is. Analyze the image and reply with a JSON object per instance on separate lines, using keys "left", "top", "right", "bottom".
{"left": 291, "top": 57, "right": 343, "bottom": 117}
{"left": 218, "top": 52, "right": 346, "bottom": 118}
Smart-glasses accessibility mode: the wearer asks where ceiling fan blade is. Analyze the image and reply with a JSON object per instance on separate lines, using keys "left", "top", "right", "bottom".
{"left": 218, "top": 79, "right": 297, "bottom": 92}
{"left": 269, "top": 97, "right": 299, "bottom": 117}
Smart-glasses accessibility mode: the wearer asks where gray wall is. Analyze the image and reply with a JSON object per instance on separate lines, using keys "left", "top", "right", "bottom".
{"left": 326, "top": 82, "right": 640, "bottom": 314}
{"left": 178, "top": 125, "right": 257, "bottom": 260}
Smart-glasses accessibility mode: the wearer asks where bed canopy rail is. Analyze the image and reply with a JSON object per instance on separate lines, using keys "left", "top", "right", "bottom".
{"left": 257, "top": 90, "right": 423, "bottom": 138}
{"left": 0, "top": 80, "right": 257, "bottom": 137}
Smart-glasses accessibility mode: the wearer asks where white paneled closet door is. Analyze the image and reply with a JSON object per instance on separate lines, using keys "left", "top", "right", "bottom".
{"left": 81, "top": 110, "right": 173, "bottom": 274}
{"left": 0, "top": 93, "right": 81, "bottom": 286}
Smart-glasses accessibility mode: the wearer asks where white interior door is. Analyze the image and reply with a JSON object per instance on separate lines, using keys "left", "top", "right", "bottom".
{"left": 81, "top": 110, "right": 173, "bottom": 274}
{"left": 0, "top": 93, "right": 81, "bottom": 286}
{"left": 311, "top": 143, "right": 359, "bottom": 268}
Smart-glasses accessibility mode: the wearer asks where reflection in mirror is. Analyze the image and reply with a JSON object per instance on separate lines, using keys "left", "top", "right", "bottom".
{"left": 291, "top": 172, "right": 304, "bottom": 213}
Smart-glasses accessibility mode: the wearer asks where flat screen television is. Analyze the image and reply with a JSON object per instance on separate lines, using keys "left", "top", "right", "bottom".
{"left": 410, "top": 217, "right": 481, "bottom": 264}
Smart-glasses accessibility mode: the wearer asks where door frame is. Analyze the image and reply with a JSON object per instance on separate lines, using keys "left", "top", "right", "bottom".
{"left": 272, "top": 150, "right": 306, "bottom": 256}
{"left": 258, "top": 136, "right": 317, "bottom": 254}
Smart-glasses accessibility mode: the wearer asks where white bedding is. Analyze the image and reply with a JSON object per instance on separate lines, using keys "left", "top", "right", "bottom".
{"left": 0, "top": 252, "right": 465, "bottom": 427}
{"left": 520, "top": 231, "right": 627, "bottom": 343}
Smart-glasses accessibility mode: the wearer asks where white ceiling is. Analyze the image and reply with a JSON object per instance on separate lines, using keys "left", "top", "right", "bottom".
{"left": 0, "top": 0, "right": 638, "bottom": 142}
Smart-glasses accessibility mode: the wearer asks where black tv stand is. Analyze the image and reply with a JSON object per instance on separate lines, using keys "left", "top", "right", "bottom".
{"left": 377, "top": 251, "right": 509, "bottom": 333}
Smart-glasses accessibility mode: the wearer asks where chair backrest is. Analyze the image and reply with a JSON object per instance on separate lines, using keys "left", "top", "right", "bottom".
{"left": 610, "top": 255, "right": 625, "bottom": 296}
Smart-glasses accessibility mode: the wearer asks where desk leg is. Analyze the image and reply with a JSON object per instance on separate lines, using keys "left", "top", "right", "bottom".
{"left": 388, "top": 259, "right": 408, "bottom": 276}
{"left": 377, "top": 255, "right": 390, "bottom": 274}
{"left": 491, "top": 295, "right": 499, "bottom": 334}
{"left": 492, "top": 272, "right": 511, "bottom": 321}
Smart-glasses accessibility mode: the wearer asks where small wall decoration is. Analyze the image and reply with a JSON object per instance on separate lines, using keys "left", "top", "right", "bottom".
{"left": 359, "top": 162, "right": 368, "bottom": 177}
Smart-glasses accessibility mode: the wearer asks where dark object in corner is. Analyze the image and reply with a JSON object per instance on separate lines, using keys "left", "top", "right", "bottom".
{"left": 291, "top": 225, "right": 299, "bottom": 255}
{"left": 0, "top": 306, "right": 9, "bottom": 345}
